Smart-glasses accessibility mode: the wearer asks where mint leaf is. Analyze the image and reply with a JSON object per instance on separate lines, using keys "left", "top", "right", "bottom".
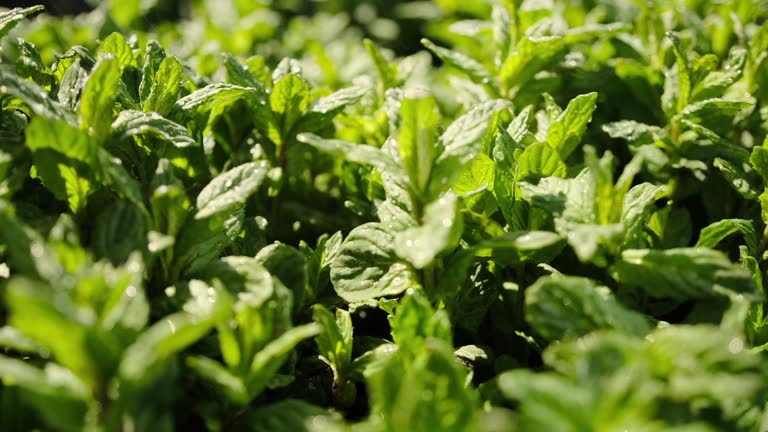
{"left": 195, "top": 162, "right": 268, "bottom": 219}
{"left": 611, "top": 248, "right": 758, "bottom": 300}
{"left": 546, "top": 92, "right": 598, "bottom": 160}
{"left": 526, "top": 276, "right": 653, "bottom": 341}
{"left": 111, "top": 109, "right": 195, "bottom": 147}
{"left": 0, "top": 6, "right": 43, "bottom": 40}
{"left": 394, "top": 192, "right": 463, "bottom": 269}
{"left": 79, "top": 56, "right": 121, "bottom": 139}
{"left": 330, "top": 223, "right": 418, "bottom": 302}
{"left": 398, "top": 95, "right": 440, "bottom": 197}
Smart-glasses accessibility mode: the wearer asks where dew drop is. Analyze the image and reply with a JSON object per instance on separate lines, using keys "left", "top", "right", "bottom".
{"left": 30, "top": 242, "right": 44, "bottom": 258}
{"left": 728, "top": 337, "right": 744, "bottom": 354}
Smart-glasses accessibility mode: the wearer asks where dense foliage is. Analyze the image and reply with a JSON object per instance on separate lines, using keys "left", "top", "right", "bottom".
{"left": 2, "top": 0, "right": 768, "bottom": 430}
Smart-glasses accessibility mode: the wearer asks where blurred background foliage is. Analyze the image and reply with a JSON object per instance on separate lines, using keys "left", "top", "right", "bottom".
{"left": 0, "top": 0, "right": 438, "bottom": 60}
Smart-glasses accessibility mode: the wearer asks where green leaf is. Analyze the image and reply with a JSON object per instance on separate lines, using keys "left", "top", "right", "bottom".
{"left": 272, "top": 58, "right": 303, "bottom": 83}
{"left": 546, "top": 92, "right": 598, "bottom": 160}
{"left": 520, "top": 169, "right": 594, "bottom": 224}
{"left": 98, "top": 32, "right": 137, "bottom": 71}
{"left": 452, "top": 152, "right": 494, "bottom": 200}
{"left": 269, "top": 74, "right": 310, "bottom": 144}
{"left": 195, "top": 162, "right": 268, "bottom": 219}
{"left": 59, "top": 164, "right": 92, "bottom": 214}
{"left": 691, "top": 48, "right": 746, "bottom": 102}
{"left": 0, "top": 356, "right": 90, "bottom": 432}
{"left": 476, "top": 231, "right": 564, "bottom": 264}
{"left": 0, "top": 65, "right": 71, "bottom": 120}
{"left": 622, "top": 183, "right": 667, "bottom": 249}
{"left": 497, "top": 370, "right": 596, "bottom": 431}
{"left": 712, "top": 157, "right": 759, "bottom": 199}
{"left": 491, "top": 5, "right": 511, "bottom": 66}
{"left": 602, "top": 120, "right": 664, "bottom": 142}
{"left": 5, "top": 277, "right": 98, "bottom": 387}
{"left": 143, "top": 56, "right": 184, "bottom": 116}
{"left": 95, "top": 255, "right": 150, "bottom": 334}
{"left": 119, "top": 280, "right": 232, "bottom": 387}
{"left": 173, "top": 83, "right": 267, "bottom": 120}
{"left": 79, "top": 56, "right": 121, "bottom": 139}
{"left": 56, "top": 58, "right": 88, "bottom": 111}
{"left": 255, "top": 243, "right": 307, "bottom": 310}
{"left": 297, "top": 133, "right": 400, "bottom": 173}
{"left": 695, "top": 219, "right": 757, "bottom": 255}
{"left": 0, "top": 109, "right": 27, "bottom": 146}
{"left": 139, "top": 40, "right": 166, "bottom": 102}
{"left": 525, "top": 276, "right": 653, "bottom": 341}
{"left": 330, "top": 223, "right": 419, "bottom": 302}
{"left": 303, "top": 232, "right": 343, "bottom": 303}
{"left": 499, "top": 35, "right": 565, "bottom": 94}
{"left": 394, "top": 192, "right": 463, "bottom": 269}
{"left": 297, "top": 86, "right": 367, "bottom": 133}
{"left": 610, "top": 248, "right": 758, "bottom": 300}
{"left": 749, "top": 146, "right": 768, "bottom": 185}
{"left": 0, "top": 326, "right": 47, "bottom": 354}
{"left": 0, "top": 6, "right": 43, "bottom": 40}
{"left": 674, "top": 98, "right": 752, "bottom": 132}
{"left": 431, "top": 99, "right": 509, "bottom": 198}
{"left": 313, "top": 305, "right": 354, "bottom": 378}
{"left": 111, "top": 110, "right": 195, "bottom": 148}
{"left": 211, "top": 256, "right": 281, "bottom": 309}
{"left": 97, "top": 149, "right": 147, "bottom": 213}
{"left": 667, "top": 32, "right": 692, "bottom": 113}
{"left": 232, "top": 399, "right": 346, "bottom": 432}
{"left": 174, "top": 212, "right": 243, "bottom": 278}
{"left": 421, "top": 38, "right": 494, "bottom": 90}
{"left": 391, "top": 290, "right": 452, "bottom": 354}
{"left": 492, "top": 129, "right": 525, "bottom": 230}
{"left": 364, "top": 38, "right": 399, "bottom": 89}
{"left": 222, "top": 53, "right": 262, "bottom": 88}
{"left": 398, "top": 95, "right": 440, "bottom": 197}
{"left": 17, "top": 39, "right": 52, "bottom": 87}
{"left": 0, "top": 203, "right": 42, "bottom": 278}
{"left": 373, "top": 343, "right": 478, "bottom": 432}
{"left": 186, "top": 356, "right": 247, "bottom": 403}
{"left": 91, "top": 200, "right": 147, "bottom": 264}
{"left": 26, "top": 117, "right": 98, "bottom": 164}
{"left": 516, "top": 142, "right": 567, "bottom": 181}
{"left": 245, "top": 323, "right": 320, "bottom": 399}
{"left": 150, "top": 158, "right": 190, "bottom": 239}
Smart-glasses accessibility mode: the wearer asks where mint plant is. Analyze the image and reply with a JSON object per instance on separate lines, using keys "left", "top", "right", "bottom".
{"left": 2, "top": 2, "right": 768, "bottom": 431}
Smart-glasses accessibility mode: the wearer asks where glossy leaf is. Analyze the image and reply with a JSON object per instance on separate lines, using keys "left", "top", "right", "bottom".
{"left": 330, "top": 223, "right": 419, "bottom": 302}
{"left": 611, "top": 248, "right": 758, "bottom": 300}
{"left": 195, "top": 162, "right": 268, "bottom": 219}
{"left": 526, "top": 276, "right": 653, "bottom": 341}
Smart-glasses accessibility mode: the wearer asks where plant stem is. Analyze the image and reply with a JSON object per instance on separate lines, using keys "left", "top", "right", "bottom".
{"left": 423, "top": 261, "right": 436, "bottom": 294}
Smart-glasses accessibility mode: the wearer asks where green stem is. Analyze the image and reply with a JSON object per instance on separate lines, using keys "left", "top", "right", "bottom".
{"left": 423, "top": 261, "right": 436, "bottom": 295}
{"left": 270, "top": 139, "right": 290, "bottom": 231}
{"left": 514, "top": 265, "right": 526, "bottom": 329}
{"left": 758, "top": 225, "right": 768, "bottom": 257}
